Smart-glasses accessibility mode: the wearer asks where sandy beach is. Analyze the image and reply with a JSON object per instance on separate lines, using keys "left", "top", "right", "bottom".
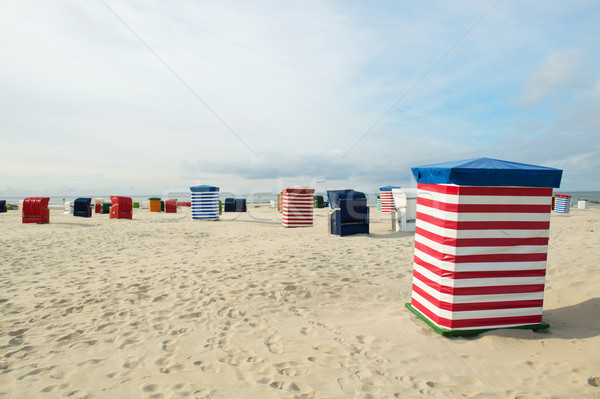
{"left": 1, "top": 206, "right": 599, "bottom": 398}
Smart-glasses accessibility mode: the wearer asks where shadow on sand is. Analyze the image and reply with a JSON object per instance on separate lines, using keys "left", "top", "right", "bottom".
{"left": 462, "top": 297, "right": 600, "bottom": 341}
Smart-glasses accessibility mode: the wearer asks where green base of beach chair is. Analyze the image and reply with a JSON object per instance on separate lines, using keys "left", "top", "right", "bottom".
{"left": 405, "top": 303, "right": 550, "bottom": 337}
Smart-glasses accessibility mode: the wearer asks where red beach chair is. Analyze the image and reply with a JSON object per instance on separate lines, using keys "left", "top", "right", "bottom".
{"left": 165, "top": 200, "right": 177, "bottom": 213}
{"left": 22, "top": 197, "right": 50, "bottom": 224}
{"left": 109, "top": 196, "right": 133, "bottom": 219}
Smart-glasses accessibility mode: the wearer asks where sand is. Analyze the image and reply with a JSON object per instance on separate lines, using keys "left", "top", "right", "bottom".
{"left": 1, "top": 205, "right": 599, "bottom": 399}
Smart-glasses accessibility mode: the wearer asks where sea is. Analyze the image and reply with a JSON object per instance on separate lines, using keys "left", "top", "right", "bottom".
{"left": 3, "top": 191, "right": 599, "bottom": 208}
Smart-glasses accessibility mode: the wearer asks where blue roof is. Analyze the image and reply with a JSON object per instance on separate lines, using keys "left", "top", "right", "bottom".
{"left": 411, "top": 158, "right": 562, "bottom": 187}
{"left": 190, "top": 185, "right": 219, "bottom": 192}
{"left": 379, "top": 185, "right": 401, "bottom": 192}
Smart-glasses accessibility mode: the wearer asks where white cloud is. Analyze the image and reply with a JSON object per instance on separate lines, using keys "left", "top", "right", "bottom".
{"left": 518, "top": 49, "right": 593, "bottom": 106}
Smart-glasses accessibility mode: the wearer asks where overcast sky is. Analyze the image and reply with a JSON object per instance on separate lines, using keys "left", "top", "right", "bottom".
{"left": 1, "top": 0, "right": 599, "bottom": 196}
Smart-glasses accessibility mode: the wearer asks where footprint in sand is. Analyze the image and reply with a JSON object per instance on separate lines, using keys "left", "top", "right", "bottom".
{"left": 162, "top": 339, "right": 177, "bottom": 353}
{"left": 356, "top": 334, "right": 375, "bottom": 344}
{"left": 300, "top": 326, "right": 318, "bottom": 337}
{"left": 274, "top": 361, "right": 308, "bottom": 377}
{"left": 159, "top": 362, "right": 186, "bottom": 374}
{"left": 265, "top": 334, "right": 283, "bottom": 354}
{"left": 40, "top": 383, "right": 70, "bottom": 393}
{"left": 355, "top": 368, "right": 385, "bottom": 388}
{"left": 17, "top": 365, "right": 57, "bottom": 381}
{"left": 142, "top": 383, "right": 164, "bottom": 398}
{"left": 64, "top": 389, "right": 94, "bottom": 399}
{"left": 217, "top": 351, "right": 243, "bottom": 366}
{"left": 170, "top": 383, "right": 213, "bottom": 399}
{"left": 315, "top": 344, "right": 352, "bottom": 357}
{"left": 269, "top": 380, "right": 313, "bottom": 395}
{"left": 106, "top": 371, "right": 119, "bottom": 379}
{"left": 76, "top": 358, "right": 105, "bottom": 367}
{"left": 243, "top": 317, "right": 275, "bottom": 335}
{"left": 56, "top": 330, "right": 84, "bottom": 344}
{"left": 192, "top": 388, "right": 214, "bottom": 398}
{"left": 154, "top": 354, "right": 174, "bottom": 367}
{"left": 152, "top": 294, "right": 168, "bottom": 302}
{"left": 8, "top": 328, "right": 28, "bottom": 336}
{"left": 337, "top": 377, "right": 360, "bottom": 394}
{"left": 193, "top": 360, "right": 221, "bottom": 374}
{"left": 122, "top": 357, "right": 143, "bottom": 370}
{"left": 307, "top": 356, "right": 344, "bottom": 369}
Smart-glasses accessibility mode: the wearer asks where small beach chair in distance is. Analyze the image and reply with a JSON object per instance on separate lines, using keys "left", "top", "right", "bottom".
{"left": 391, "top": 189, "right": 407, "bottom": 232}
{"left": 234, "top": 199, "right": 247, "bottom": 212}
{"left": 148, "top": 197, "right": 161, "bottom": 212}
{"left": 63, "top": 200, "right": 71, "bottom": 214}
{"left": 22, "top": 197, "right": 50, "bottom": 224}
{"left": 313, "top": 195, "right": 325, "bottom": 208}
{"left": 94, "top": 199, "right": 103, "bottom": 213}
{"left": 109, "top": 196, "right": 133, "bottom": 219}
{"left": 165, "top": 199, "right": 177, "bottom": 213}
{"left": 327, "top": 190, "right": 369, "bottom": 236}
{"left": 391, "top": 188, "right": 417, "bottom": 232}
{"left": 73, "top": 198, "right": 92, "bottom": 217}
{"left": 224, "top": 198, "right": 235, "bottom": 212}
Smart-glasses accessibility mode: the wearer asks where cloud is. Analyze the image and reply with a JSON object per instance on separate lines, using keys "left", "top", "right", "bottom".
{"left": 517, "top": 49, "right": 593, "bottom": 106}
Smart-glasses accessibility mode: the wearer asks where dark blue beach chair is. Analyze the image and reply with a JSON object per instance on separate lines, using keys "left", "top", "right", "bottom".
{"left": 327, "top": 190, "right": 369, "bottom": 236}
{"left": 224, "top": 198, "right": 236, "bottom": 212}
{"left": 224, "top": 198, "right": 247, "bottom": 212}
{"left": 73, "top": 198, "right": 92, "bottom": 217}
{"left": 234, "top": 199, "right": 247, "bottom": 212}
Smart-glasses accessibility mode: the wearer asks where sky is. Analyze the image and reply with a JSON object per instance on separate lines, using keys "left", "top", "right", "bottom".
{"left": 1, "top": 0, "right": 599, "bottom": 196}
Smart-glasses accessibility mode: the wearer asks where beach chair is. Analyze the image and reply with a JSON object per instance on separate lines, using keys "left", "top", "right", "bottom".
{"left": 101, "top": 202, "right": 111, "bottom": 214}
{"left": 391, "top": 190, "right": 407, "bottom": 232}
{"left": 391, "top": 188, "right": 417, "bottom": 232}
{"left": 148, "top": 197, "right": 161, "bottom": 212}
{"left": 224, "top": 198, "right": 236, "bottom": 212}
{"left": 22, "top": 197, "right": 50, "bottom": 224}
{"left": 109, "top": 196, "right": 133, "bottom": 219}
{"left": 94, "top": 199, "right": 103, "bottom": 214}
{"left": 313, "top": 195, "right": 324, "bottom": 208}
{"left": 165, "top": 199, "right": 177, "bottom": 213}
{"left": 327, "top": 190, "right": 369, "bottom": 236}
{"left": 224, "top": 198, "right": 247, "bottom": 212}
{"left": 73, "top": 198, "right": 92, "bottom": 217}
{"left": 235, "top": 199, "right": 247, "bottom": 212}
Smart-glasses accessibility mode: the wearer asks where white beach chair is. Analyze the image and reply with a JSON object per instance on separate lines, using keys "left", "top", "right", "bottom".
{"left": 391, "top": 190, "right": 407, "bottom": 232}
{"left": 391, "top": 188, "right": 417, "bottom": 232}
